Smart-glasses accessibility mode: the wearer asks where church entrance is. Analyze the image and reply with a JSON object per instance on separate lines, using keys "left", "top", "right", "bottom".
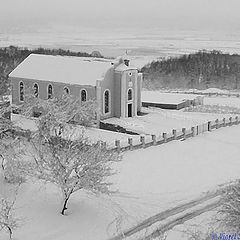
{"left": 128, "top": 103, "right": 132, "bottom": 117}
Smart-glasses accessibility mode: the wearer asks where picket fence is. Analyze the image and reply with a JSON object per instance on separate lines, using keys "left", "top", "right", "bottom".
{"left": 101, "top": 115, "right": 240, "bottom": 153}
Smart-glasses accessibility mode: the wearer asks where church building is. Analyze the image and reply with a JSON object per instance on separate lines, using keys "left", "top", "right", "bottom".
{"left": 9, "top": 54, "right": 142, "bottom": 121}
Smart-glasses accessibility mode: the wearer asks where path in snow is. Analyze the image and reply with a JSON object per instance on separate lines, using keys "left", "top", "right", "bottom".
{"left": 109, "top": 190, "right": 221, "bottom": 240}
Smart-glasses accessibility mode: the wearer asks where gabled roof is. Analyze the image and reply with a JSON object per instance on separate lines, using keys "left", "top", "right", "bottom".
{"left": 9, "top": 54, "right": 113, "bottom": 86}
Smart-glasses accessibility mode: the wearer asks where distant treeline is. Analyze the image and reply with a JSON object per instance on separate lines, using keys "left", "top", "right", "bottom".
{"left": 141, "top": 50, "right": 240, "bottom": 90}
{"left": 0, "top": 46, "right": 103, "bottom": 95}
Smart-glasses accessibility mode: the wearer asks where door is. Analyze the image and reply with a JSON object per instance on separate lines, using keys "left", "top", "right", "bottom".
{"left": 128, "top": 103, "right": 132, "bottom": 117}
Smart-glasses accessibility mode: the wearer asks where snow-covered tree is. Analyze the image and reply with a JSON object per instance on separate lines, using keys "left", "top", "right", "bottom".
{"left": 22, "top": 94, "right": 120, "bottom": 215}
{"left": 0, "top": 104, "right": 26, "bottom": 184}
{"left": 20, "top": 93, "right": 98, "bottom": 128}
{"left": 0, "top": 194, "right": 20, "bottom": 240}
{"left": 29, "top": 134, "right": 119, "bottom": 215}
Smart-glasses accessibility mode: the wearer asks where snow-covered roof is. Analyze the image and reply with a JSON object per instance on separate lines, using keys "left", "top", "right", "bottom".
{"left": 142, "top": 91, "right": 197, "bottom": 104}
{"left": 9, "top": 54, "right": 113, "bottom": 86}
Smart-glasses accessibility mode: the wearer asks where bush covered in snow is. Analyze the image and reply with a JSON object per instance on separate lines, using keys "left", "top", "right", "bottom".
{"left": 16, "top": 93, "right": 120, "bottom": 215}
{"left": 219, "top": 181, "right": 240, "bottom": 231}
{"left": 0, "top": 195, "right": 20, "bottom": 240}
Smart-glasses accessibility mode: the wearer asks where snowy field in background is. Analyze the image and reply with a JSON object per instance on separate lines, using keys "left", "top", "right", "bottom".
{"left": 1, "top": 28, "right": 240, "bottom": 69}
{"left": 1, "top": 124, "right": 240, "bottom": 240}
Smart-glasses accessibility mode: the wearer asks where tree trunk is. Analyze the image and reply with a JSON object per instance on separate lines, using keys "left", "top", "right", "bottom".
{"left": 61, "top": 196, "right": 70, "bottom": 215}
{"left": 7, "top": 226, "right": 12, "bottom": 240}
{"left": 0, "top": 154, "right": 5, "bottom": 170}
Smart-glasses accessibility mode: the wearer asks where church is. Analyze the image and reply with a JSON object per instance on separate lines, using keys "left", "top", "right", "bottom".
{"left": 9, "top": 54, "right": 142, "bottom": 121}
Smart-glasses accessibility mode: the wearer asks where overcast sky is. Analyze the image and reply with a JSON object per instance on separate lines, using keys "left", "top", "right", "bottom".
{"left": 1, "top": 0, "right": 240, "bottom": 32}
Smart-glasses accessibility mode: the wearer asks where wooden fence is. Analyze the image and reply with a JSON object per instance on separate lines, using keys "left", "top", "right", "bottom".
{"left": 102, "top": 115, "right": 240, "bottom": 153}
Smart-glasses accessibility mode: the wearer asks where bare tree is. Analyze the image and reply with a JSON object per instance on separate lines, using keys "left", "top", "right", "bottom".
{"left": 0, "top": 102, "right": 27, "bottom": 184}
{"left": 0, "top": 191, "right": 20, "bottom": 240}
{"left": 21, "top": 95, "right": 120, "bottom": 215}
{"left": 28, "top": 134, "right": 119, "bottom": 215}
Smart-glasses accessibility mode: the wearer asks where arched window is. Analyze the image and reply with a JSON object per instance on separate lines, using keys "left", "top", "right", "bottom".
{"left": 63, "top": 87, "right": 70, "bottom": 95}
{"left": 19, "top": 81, "right": 24, "bottom": 101}
{"left": 128, "top": 88, "right": 133, "bottom": 101}
{"left": 48, "top": 84, "right": 53, "bottom": 99}
{"left": 81, "top": 89, "right": 87, "bottom": 102}
{"left": 104, "top": 90, "right": 110, "bottom": 114}
{"left": 33, "top": 83, "right": 39, "bottom": 97}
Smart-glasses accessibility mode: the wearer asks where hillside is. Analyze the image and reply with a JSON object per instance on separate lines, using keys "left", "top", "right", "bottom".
{"left": 0, "top": 46, "right": 103, "bottom": 96}
{"left": 141, "top": 50, "right": 240, "bottom": 90}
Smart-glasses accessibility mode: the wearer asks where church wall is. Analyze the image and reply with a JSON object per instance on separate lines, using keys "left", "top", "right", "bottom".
{"left": 122, "top": 69, "right": 138, "bottom": 117}
{"left": 113, "top": 71, "right": 122, "bottom": 118}
{"left": 11, "top": 77, "right": 96, "bottom": 105}
{"left": 99, "top": 67, "right": 116, "bottom": 120}
{"left": 137, "top": 73, "right": 143, "bottom": 112}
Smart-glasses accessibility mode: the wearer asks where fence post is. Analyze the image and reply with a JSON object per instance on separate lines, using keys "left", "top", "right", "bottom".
{"left": 222, "top": 118, "right": 226, "bottom": 127}
{"left": 207, "top": 121, "right": 212, "bottom": 132}
{"left": 229, "top": 117, "right": 232, "bottom": 126}
{"left": 235, "top": 116, "right": 239, "bottom": 125}
{"left": 140, "top": 135, "right": 145, "bottom": 148}
{"left": 182, "top": 128, "right": 186, "bottom": 140}
{"left": 115, "top": 140, "right": 121, "bottom": 153}
{"left": 152, "top": 135, "right": 156, "bottom": 145}
{"left": 128, "top": 137, "right": 133, "bottom": 150}
{"left": 191, "top": 126, "right": 195, "bottom": 137}
{"left": 162, "top": 133, "right": 167, "bottom": 143}
{"left": 172, "top": 129, "right": 177, "bottom": 140}
{"left": 196, "top": 125, "right": 199, "bottom": 135}
{"left": 215, "top": 119, "right": 219, "bottom": 129}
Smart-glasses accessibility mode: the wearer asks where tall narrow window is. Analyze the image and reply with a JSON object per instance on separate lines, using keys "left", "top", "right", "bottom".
{"left": 81, "top": 89, "right": 87, "bottom": 102}
{"left": 104, "top": 90, "right": 110, "bottom": 114}
{"left": 128, "top": 89, "right": 133, "bottom": 101}
{"left": 48, "top": 84, "right": 53, "bottom": 99}
{"left": 19, "top": 81, "right": 24, "bottom": 101}
{"left": 33, "top": 83, "right": 39, "bottom": 97}
{"left": 63, "top": 87, "right": 70, "bottom": 95}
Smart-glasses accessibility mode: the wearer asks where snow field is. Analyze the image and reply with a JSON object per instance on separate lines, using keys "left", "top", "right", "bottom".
{"left": 1, "top": 124, "right": 240, "bottom": 239}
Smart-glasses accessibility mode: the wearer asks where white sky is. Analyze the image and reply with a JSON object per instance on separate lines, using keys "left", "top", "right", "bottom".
{"left": 1, "top": 0, "right": 240, "bottom": 31}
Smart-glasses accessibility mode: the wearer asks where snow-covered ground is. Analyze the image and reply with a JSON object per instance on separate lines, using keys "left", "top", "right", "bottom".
{"left": 13, "top": 108, "right": 234, "bottom": 149}
{"left": 11, "top": 114, "right": 136, "bottom": 148}
{"left": 103, "top": 107, "right": 234, "bottom": 135}
{"left": 3, "top": 94, "right": 239, "bottom": 239}
{"left": 166, "top": 209, "right": 217, "bottom": 240}
{"left": 204, "top": 96, "right": 240, "bottom": 108}
{"left": 1, "top": 124, "right": 240, "bottom": 240}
